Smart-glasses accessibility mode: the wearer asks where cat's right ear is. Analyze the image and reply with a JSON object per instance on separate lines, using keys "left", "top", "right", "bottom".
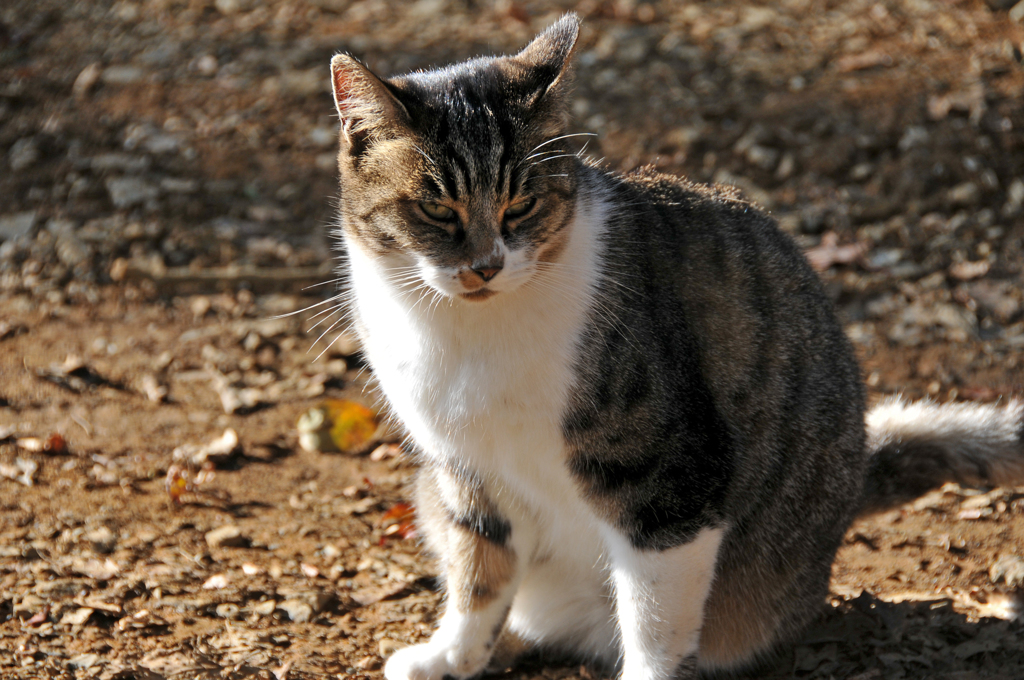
{"left": 514, "top": 13, "right": 580, "bottom": 103}
{"left": 511, "top": 13, "right": 580, "bottom": 135}
{"left": 330, "top": 54, "right": 410, "bottom": 156}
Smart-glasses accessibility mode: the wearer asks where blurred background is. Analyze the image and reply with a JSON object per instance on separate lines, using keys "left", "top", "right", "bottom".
{"left": 2, "top": 1, "right": 1024, "bottom": 678}
{"left": 2, "top": 0, "right": 1024, "bottom": 391}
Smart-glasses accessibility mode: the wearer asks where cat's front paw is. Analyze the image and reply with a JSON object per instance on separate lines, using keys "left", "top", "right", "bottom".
{"left": 384, "top": 642, "right": 488, "bottom": 680}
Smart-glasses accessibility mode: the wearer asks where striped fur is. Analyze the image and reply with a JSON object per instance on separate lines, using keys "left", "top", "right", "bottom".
{"left": 863, "top": 397, "right": 1024, "bottom": 510}
{"left": 327, "top": 13, "right": 1024, "bottom": 680}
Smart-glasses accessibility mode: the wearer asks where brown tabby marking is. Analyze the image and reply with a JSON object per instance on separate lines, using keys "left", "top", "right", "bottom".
{"left": 414, "top": 467, "right": 516, "bottom": 611}
{"left": 448, "top": 528, "right": 517, "bottom": 611}
{"left": 698, "top": 576, "right": 779, "bottom": 668}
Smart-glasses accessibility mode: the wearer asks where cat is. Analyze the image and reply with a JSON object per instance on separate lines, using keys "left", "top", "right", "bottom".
{"left": 326, "top": 14, "right": 1024, "bottom": 680}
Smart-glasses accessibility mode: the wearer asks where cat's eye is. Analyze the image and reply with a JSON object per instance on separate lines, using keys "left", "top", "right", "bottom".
{"left": 504, "top": 197, "right": 536, "bottom": 220}
{"left": 420, "top": 202, "right": 456, "bottom": 222}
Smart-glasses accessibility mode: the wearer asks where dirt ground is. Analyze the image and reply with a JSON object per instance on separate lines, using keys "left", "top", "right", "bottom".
{"left": 2, "top": 0, "right": 1024, "bottom": 678}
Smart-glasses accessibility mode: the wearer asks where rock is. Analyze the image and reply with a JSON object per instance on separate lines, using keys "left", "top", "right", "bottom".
{"left": 45, "top": 218, "right": 77, "bottom": 236}
{"left": 1006, "top": 178, "right": 1024, "bottom": 211}
{"left": 68, "top": 653, "right": 102, "bottom": 669}
{"left": 379, "top": 638, "right": 407, "bottom": 658}
{"left": 61, "top": 607, "right": 95, "bottom": 626}
{"left": 160, "top": 177, "right": 198, "bottom": 194}
{"left": 101, "top": 65, "right": 146, "bottom": 85}
{"left": 91, "top": 153, "right": 151, "bottom": 172}
{"left": 84, "top": 526, "right": 116, "bottom": 554}
{"left": 745, "top": 144, "right": 778, "bottom": 171}
{"left": 204, "top": 524, "right": 249, "bottom": 549}
{"left": 72, "top": 63, "right": 102, "bottom": 99}
{"left": 0, "top": 212, "right": 36, "bottom": 242}
{"left": 990, "top": 554, "right": 1024, "bottom": 587}
{"left": 898, "top": 126, "right": 929, "bottom": 151}
{"left": 887, "top": 302, "right": 976, "bottom": 346}
{"left": 124, "top": 123, "right": 182, "bottom": 154}
{"left": 109, "top": 257, "right": 129, "bottom": 282}
{"left": 278, "top": 599, "right": 313, "bottom": 623}
{"left": 195, "top": 54, "right": 218, "bottom": 76}
{"left": 215, "top": 603, "right": 240, "bottom": 619}
{"left": 967, "top": 281, "right": 1021, "bottom": 322}
{"left": 106, "top": 177, "right": 160, "bottom": 208}
{"left": 1011, "top": 0, "right": 1024, "bottom": 22}
{"left": 140, "top": 374, "right": 167, "bottom": 402}
{"left": 356, "top": 655, "right": 381, "bottom": 670}
{"left": 864, "top": 248, "right": 903, "bottom": 269}
{"left": 176, "top": 428, "right": 241, "bottom": 464}
{"left": 949, "top": 259, "right": 990, "bottom": 281}
{"left": 69, "top": 557, "right": 119, "bottom": 580}
{"left": 146, "top": 133, "right": 182, "bottom": 154}
{"left": 8, "top": 137, "right": 40, "bottom": 171}
{"left": 0, "top": 457, "right": 37, "bottom": 486}
{"left": 948, "top": 182, "right": 980, "bottom": 206}
{"left": 202, "top": 573, "right": 229, "bottom": 589}
{"left": 56, "top": 234, "right": 92, "bottom": 268}
{"left": 214, "top": 0, "right": 246, "bottom": 14}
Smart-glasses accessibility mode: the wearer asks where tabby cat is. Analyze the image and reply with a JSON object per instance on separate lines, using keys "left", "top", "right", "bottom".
{"left": 326, "top": 14, "right": 1024, "bottom": 680}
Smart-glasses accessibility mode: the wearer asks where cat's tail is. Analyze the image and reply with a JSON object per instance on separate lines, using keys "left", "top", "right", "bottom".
{"left": 861, "top": 396, "right": 1024, "bottom": 512}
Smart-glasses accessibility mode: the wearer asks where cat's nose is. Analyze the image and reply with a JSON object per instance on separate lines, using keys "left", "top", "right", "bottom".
{"left": 473, "top": 265, "right": 502, "bottom": 282}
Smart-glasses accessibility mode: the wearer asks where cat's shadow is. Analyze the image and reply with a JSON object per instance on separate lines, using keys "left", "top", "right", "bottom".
{"left": 485, "top": 593, "right": 1024, "bottom": 680}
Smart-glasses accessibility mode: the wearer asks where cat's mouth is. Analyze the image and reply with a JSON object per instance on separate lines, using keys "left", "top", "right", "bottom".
{"left": 460, "top": 289, "right": 497, "bottom": 302}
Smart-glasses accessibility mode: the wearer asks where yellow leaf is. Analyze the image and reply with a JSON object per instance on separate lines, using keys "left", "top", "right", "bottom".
{"left": 326, "top": 399, "right": 379, "bottom": 453}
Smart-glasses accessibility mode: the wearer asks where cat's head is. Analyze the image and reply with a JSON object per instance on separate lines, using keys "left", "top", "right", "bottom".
{"left": 331, "top": 14, "right": 582, "bottom": 303}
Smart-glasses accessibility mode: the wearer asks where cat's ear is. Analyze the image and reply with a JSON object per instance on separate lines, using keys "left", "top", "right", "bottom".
{"left": 330, "top": 54, "right": 410, "bottom": 156}
{"left": 513, "top": 13, "right": 580, "bottom": 103}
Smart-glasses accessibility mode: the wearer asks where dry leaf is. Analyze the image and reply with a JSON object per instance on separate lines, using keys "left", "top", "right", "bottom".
{"left": 380, "top": 502, "right": 417, "bottom": 541}
{"left": 165, "top": 464, "right": 192, "bottom": 504}
{"left": 297, "top": 399, "right": 380, "bottom": 454}
{"left": 25, "top": 605, "right": 50, "bottom": 626}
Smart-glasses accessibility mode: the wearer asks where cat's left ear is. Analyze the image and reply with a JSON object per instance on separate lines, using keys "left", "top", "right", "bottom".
{"left": 513, "top": 13, "right": 580, "bottom": 107}
{"left": 330, "top": 54, "right": 411, "bottom": 157}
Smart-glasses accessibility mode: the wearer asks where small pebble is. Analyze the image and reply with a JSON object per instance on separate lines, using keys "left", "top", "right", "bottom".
{"left": 378, "top": 638, "right": 407, "bottom": 658}
{"left": 205, "top": 525, "right": 248, "bottom": 549}
{"left": 215, "top": 603, "right": 240, "bottom": 619}
{"left": 278, "top": 599, "right": 313, "bottom": 623}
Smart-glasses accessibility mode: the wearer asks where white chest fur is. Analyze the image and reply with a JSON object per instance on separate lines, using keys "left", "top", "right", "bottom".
{"left": 345, "top": 195, "right": 606, "bottom": 518}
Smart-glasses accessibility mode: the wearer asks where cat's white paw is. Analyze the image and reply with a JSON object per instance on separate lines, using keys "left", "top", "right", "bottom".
{"left": 384, "top": 642, "right": 489, "bottom": 680}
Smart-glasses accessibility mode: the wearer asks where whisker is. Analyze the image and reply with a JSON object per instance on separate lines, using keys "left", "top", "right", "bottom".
{"left": 301, "top": 277, "right": 346, "bottom": 291}
{"left": 413, "top": 145, "right": 439, "bottom": 167}
{"left": 517, "top": 149, "right": 566, "bottom": 167}
{"left": 270, "top": 293, "right": 345, "bottom": 319}
{"left": 305, "top": 306, "right": 345, "bottom": 333}
{"left": 527, "top": 132, "right": 598, "bottom": 156}
{"left": 309, "top": 313, "right": 351, "bottom": 357}
{"left": 528, "top": 153, "right": 578, "bottom": 167}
